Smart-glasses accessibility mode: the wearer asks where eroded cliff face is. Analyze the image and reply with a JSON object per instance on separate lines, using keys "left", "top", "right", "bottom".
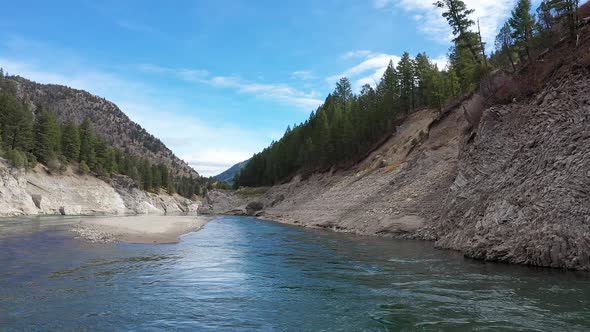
{"left": 433, "top": 64, "right": 590, "bottom": 270}
{"left": 0, "top": 161, "right": 199, "bottom": 217}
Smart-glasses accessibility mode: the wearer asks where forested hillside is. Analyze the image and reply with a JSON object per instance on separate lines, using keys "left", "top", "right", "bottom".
{"left": 235, "top": 0, "right": 583, "bottom": 188}
{"left": 0, "top": 73, "right": 212, "bottom": 198}
{"left": 214, "top": 159, "right": 249, "bottom": 185}
{"left": 7, "top": 76, "right": 196, "bottom": 178}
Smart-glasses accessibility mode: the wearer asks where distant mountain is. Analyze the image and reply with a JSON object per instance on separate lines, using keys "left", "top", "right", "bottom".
{"left": 6, "top": 75, "right": 197, "bottom": 178}
{"left": 214, "top": 160, "right": 249, "bottom": 185}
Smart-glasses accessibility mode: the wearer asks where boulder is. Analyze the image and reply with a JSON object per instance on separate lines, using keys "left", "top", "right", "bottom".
{"left": 246, "top": 201, "right": 264, "bottom": 215}
{"left": 31, "top": 194, "right": 42, "bottom": 209}
{"left": 59, "top": 205, "right": 82, "bottom": 216}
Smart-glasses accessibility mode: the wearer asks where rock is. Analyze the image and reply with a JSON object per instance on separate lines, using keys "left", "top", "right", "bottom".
{"left": 271, "top": 194, "right": 285, "bottom": 206}
{"left": 59, "top": 205, "right": 81, "bottom": 216}
{"left": 31, "top": 194, "right": 42, "bottom": 209}
{"left": 246, "top": 201, "right": 264, "bottom": 215}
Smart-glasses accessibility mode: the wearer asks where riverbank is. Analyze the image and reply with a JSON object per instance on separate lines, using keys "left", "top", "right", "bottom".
{"left": 0, "top": 160, "right": 201, "bottom": 217}
{"left": 72, "top": 215, "right": 210, "bottom": 244}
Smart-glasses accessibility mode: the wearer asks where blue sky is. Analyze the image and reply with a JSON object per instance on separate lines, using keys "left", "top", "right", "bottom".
{"left": 0, "top": 0, "right": 539, "bottom": 175}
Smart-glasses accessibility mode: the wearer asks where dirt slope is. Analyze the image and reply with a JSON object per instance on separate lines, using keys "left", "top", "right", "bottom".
{"left": 203, "top": 107, "right": 464, "bottom": 238}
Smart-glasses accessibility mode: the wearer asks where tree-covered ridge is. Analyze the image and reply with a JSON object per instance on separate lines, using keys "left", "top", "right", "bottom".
{"left": 235, "top": 52, "right": 459, "bottom": 187}
{"left": 236, "top": 0, "right": 584, "bottom": 188}
{"left": 7, "top": 75, "right": 197, "bottom": 178}
{"left": 0, "top": 72, "right": 213, "bottom": 199}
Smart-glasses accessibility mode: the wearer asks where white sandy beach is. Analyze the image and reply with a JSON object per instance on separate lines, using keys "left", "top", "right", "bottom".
{"left": 73, "top": 215, "right": 210, "bottom": 244}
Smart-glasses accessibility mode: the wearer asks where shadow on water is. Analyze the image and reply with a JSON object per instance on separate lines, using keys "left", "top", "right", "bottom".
{"left": 1, "top": 215, "right": 590, "bottom": 331}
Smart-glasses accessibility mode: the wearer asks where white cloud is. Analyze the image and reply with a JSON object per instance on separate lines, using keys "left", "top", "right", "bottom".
{"left": 340, "top": 50, "right": 373, "bottom": 59}
{"left": 290, "top": 70, "right": 316, "bottom": 81}
{"left": 329, "top": 51, "right": 401, "bottom": 90}
{"left": 138, "top": 64, "right": 322, "bottom": 110}
{"left": 376, "top": 0, "right": 518, "bottom": 48}
{"left": 431, "top": 55, "right": 450, "bottom": 70}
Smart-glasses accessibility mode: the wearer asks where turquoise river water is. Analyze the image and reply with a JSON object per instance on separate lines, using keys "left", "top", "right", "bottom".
{"left": 1, "top": 215, "right": 590, "bottom": 331}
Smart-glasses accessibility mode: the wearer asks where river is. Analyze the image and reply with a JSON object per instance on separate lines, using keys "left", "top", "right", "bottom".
{"left": 1, "top": 215, "right": 589, "bottom": 331}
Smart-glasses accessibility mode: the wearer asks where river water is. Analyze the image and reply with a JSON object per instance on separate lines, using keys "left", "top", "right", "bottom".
{"left": 1, "top": 215, "right": 589, "bottom": 331}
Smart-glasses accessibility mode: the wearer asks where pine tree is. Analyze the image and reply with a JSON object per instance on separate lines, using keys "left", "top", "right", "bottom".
{"left": 93, "top": 138, "right": 108, "bottom": 174}
{"left": 61, "top": 120, "right": 80, "bottom": 162}
{"left": 79, "top": 118, "right": 96, "bottom": 168}
{"left": 547, "top": 0, "right": 580, "bottom": 43}
{"left": 0, "top": 94, "right": 33, "bottom": 153}
{"left": 334, "top": 77, "right": 353, "bottom": 104}
{"left": 397, "top": 52, "right": 415, "bottom": 114}
{"left": 537, "top": 1, "right": 555, "bottom": 31}
{"left": 152, "top": 164, "right": 162, "bottom": 190}
{"left": 141, "top": 160, "right": 153, "bottom": 190}
{"left": 33, "top": 111, "right": 60, "bottom": 164}
{"left": 495, "top": 22, "right": 517, "bottom": 71}
{"left": 434, "top": 0, "right": 483, "bottom": 64}
{"left": 509, "top": 0, "right": 536, "bottom": 61}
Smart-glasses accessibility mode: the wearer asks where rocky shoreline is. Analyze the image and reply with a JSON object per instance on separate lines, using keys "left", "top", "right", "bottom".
{"left": 0, "top": 160, "right": 200, "bottom": 218}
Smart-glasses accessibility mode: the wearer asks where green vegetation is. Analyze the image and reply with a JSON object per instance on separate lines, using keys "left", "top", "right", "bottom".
{"left": 0, "top": 76, "right": 211, "bottom": 199}
{"left": 236, "top": 0, "right": 583, "bottom": 188}
{"left": 235, "top": 53, "right": 455, "bottom": 187}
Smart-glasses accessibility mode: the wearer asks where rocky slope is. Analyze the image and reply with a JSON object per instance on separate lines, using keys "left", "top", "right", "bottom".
{"left": 432, "top": 55, "right": 590, "bottom": 270}
{"left": 0, "top": 160, "right": 199, "bottom": 217}
{"left": 3, "top": 76, "right": 196, "bottom": 178}
{"left": 203, "top": 24, "right": 590, "bottom": 270}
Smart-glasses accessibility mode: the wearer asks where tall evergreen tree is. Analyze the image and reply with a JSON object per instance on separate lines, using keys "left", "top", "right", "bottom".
{"left": 509, "top": 0, "right": 536, "bottom": 61}
{"left": 495, "top": 22, "right": 517, "bottom": 71}
{"left": 434, "top": 0, "right": 483, "bottom": 64}
{"left": 33, "top": 111, "right": 60, "bottom": 164}
{"left": 547, "top": 0, "right": 580, "bottom": 43}
{"left": 334, "top": 77, "right": 353, "bottom": 104}
{"left": 61, "top": 120, "right": 80, "bottom": 162}
{"left": 0, "top": 94, "right": 33, "bottom": 152}
{"left": 397, "top": 52, "right": 415, "bottom": 114}
{"left": 79, "top": 118, "right": 96, "bottom": 168}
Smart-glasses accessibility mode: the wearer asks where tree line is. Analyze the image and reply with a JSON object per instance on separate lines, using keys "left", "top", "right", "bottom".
{"left": 235, "top": 52, "right": 460, "bottom": 187}
{"left": 0, "top": 72, "right": 214, "bottom": 198}
{"left": 492, "top": 0, "right": 581, "bottom": 70}
{"left": 235, "top": 0, "right": 583, "bottom": 188}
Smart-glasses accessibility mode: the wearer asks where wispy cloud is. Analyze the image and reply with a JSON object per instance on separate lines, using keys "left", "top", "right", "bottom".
{"left": 137, "top": 63, "right": 209, "bottom": 82}
{"left": 115, "top": 19, "right": 158, "bottom": 34}
{"left": 290, "top": 70, "right": 316, "bottom": 81}
{"left": 374, "top": 0, "right": 517, "bottom": 47}
{"left": 340, "top": 50, "right": 372, "bottom": 60}
{"left": 139, "top": 64, "right": 323, "bottom": 110}
{"left": 329, "top": 51, "right": 401, "bottom": 90}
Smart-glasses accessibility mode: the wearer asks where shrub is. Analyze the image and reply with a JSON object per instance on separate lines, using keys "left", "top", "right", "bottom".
{"left": 25, "top": 152, "right": 37, "bottom": 170}
{"left": 5, "top": 149, "right": 27, "bottom": 169}
{"left": 58, "top": 155, "right": 68, "bottom": 173}
{"left": 47, "top": 158, "right": 62, "bottom": 174}
{"left": 79, "top": 160, "right": 90, "bottom": 175}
